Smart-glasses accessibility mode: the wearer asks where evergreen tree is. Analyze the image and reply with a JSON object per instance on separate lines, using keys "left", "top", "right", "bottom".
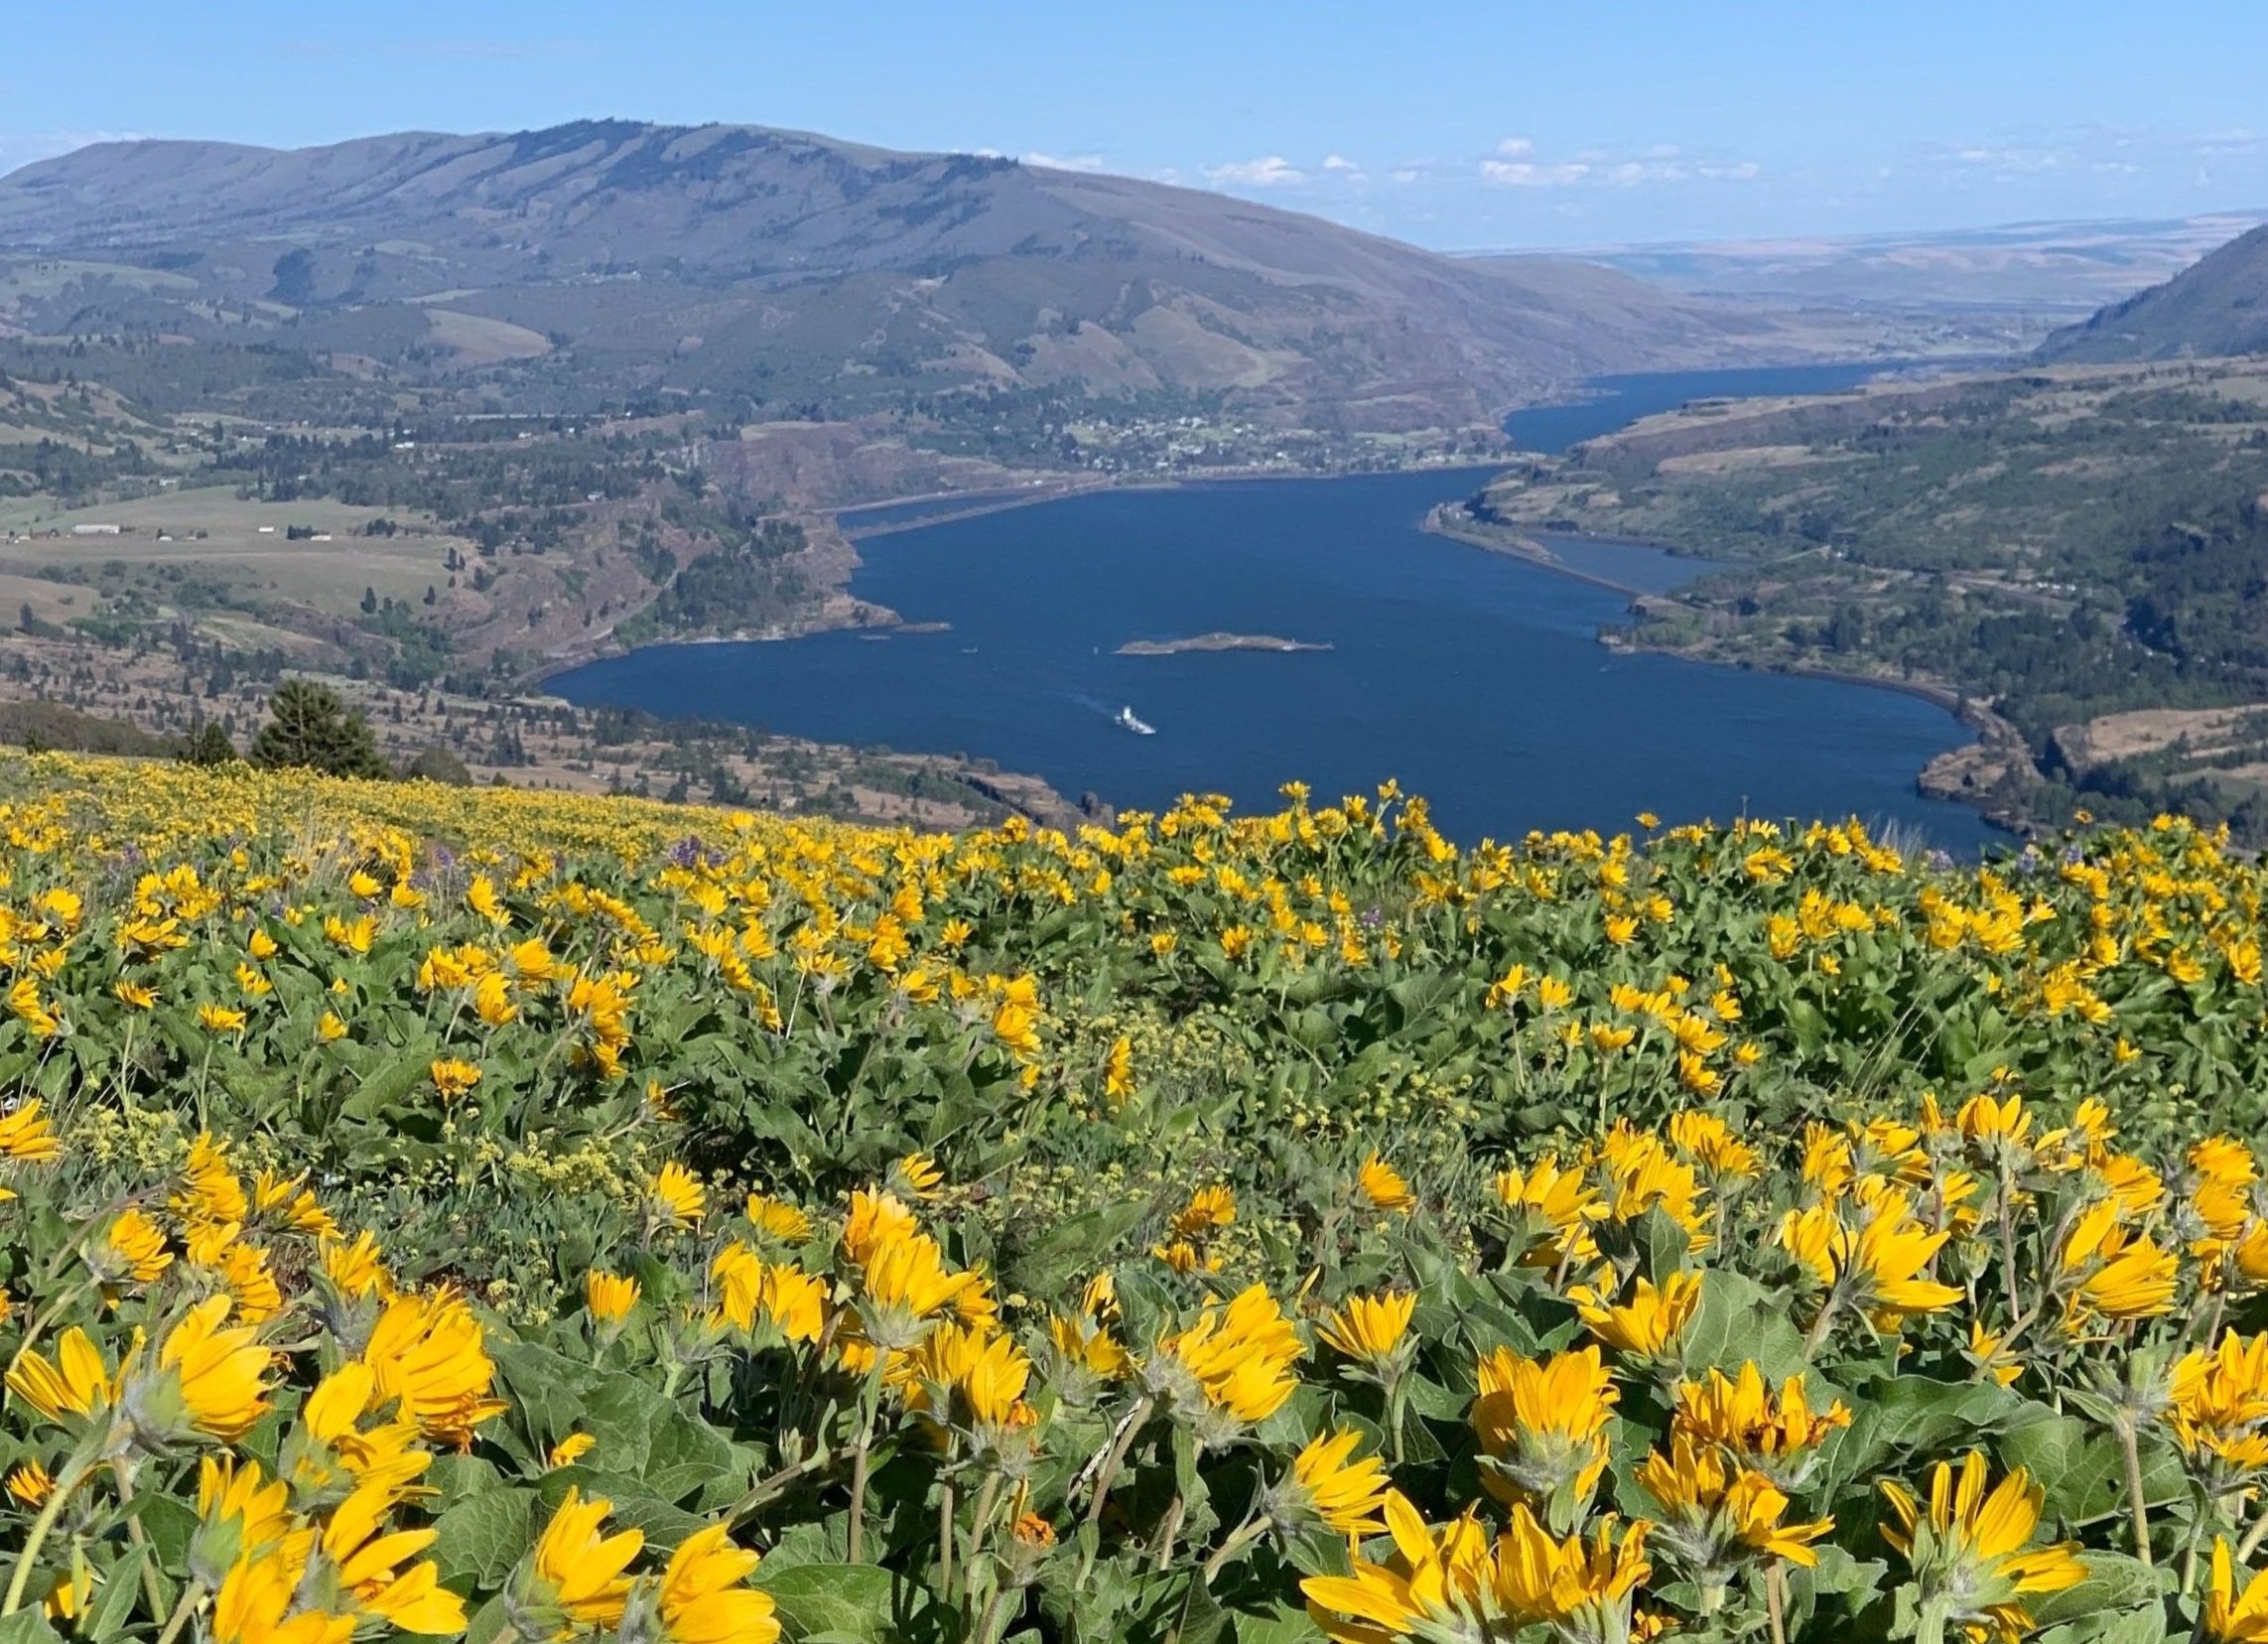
{"left": 177, "top": 721, "right": 239, "bottom": 766}
{"left": 400, "top": 746, "right": 472, "bottom": 786}
{"left": 250, "top": 680, "right": 389, "bottom": 778}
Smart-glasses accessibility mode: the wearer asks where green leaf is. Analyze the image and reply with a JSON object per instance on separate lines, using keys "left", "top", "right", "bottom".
{"left": 84, "top": 1547, "right": 150, "bottom": 1642}
{"left": 430, "top": 1487, "right": 537, "bottom": 1589}
{"left": 756, "top": 1563, "right": 935, "bottom": 1643}
{"left": 1243, "top": 1596, "right": 1324, "bottom": 1632}
{"left": 0, "top": 1610, "right": 64, "bottom": 1644}
{"left": 1009, "top": 1200, "right": 1147, "bottom": 1297}
{"left": 1675, "top": 1267, "right": 1808, "bottom": 1380}
{"left": 2028, "top": 1554, "right": 2164, "bottom": 1628}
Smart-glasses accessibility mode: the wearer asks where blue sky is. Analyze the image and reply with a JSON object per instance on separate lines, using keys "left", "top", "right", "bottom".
{"left": 8, "top": 1, "right": 2267, "bottom": 249}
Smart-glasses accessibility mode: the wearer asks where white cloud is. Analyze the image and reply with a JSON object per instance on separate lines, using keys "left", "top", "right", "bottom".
{"left": 1204, "top": 155, "right": 1306, "bottom": 188}
{"left": 1390, "top": 167, "right": 1424, "bottom": 185}
{"left": 1020, "top": 151, "right": 1107, "bottom": 172}
{"left": 1322, "top": 154, "right": 1359, "bottom": 172}
{"left": 1480, "top": 159, "right": 1593, "bottom": 187}
{"left": 1480, "top": 138, "right": 1759, "bottom": 190}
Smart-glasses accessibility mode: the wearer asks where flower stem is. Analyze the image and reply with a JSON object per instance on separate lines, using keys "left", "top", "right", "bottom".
{"left": 1151, "top": 1491, "right": 1186, "bottom": 1573}
{"left": 2116, "top": 1418, "right": 2154, "bottom": 1567}
{"left": 845, "top": 1358, "right": 888, "bottom": 1564}
{"left": 2237, "top": 1503, "right": 2268, "bottom": 1565}
{"left": 153, "top": 1579, "right": 207, "bottom": 1644}
{"left": 1198, "top": 1514, "right": 1269, "bottom": 1586}
{"left": 937, "top": 1477, "right": 955, "bottom": 1594}
{"left": 1082, "top": 1396, "right": 1153, "bottom": 1532}
{"left": 1801, "top": 1288, "right": 1840, "bottom": 1360}
{"left": 112, "top": 1457, "right": 169, "bottom": 1619}
{"left": 1073, "top": 1395, "right": 1154, "bottom": 1591}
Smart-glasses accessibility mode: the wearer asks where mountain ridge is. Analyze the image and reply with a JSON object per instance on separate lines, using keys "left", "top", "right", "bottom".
{"left": 2038, "top": 220, "right": 2268, "bottom": 361}
{"left": 0, "top": 119, "right": 1792, "bottom": 430}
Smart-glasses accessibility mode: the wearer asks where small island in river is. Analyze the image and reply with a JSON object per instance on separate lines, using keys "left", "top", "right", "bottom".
{"left": 1116, "top": 631, "right": 1332, "bottom": 656}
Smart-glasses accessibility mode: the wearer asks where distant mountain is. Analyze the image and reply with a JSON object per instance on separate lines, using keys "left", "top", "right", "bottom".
{"left": 0, "top": 120, "right": 1777, "bottom": 430}
{"left": 1489, "top": 213, "right": 2268, "bottom": 314}
{"left": 2037, "top": 221, "right": 2268, "bottom": 362}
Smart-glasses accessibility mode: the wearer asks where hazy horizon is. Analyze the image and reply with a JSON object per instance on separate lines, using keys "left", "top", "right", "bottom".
{"left": 8, "top": 0, "right": 2268, "bottom": 253}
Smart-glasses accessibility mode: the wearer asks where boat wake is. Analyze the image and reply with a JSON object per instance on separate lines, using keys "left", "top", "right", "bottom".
{"left": 1073, "top": 694, "right": 1157, "bottom": 736}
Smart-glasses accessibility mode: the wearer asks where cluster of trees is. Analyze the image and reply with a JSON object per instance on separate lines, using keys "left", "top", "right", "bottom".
{"left": 613, "top": 508, "right": 810, "bottom": 643}
{"left": 175, "top": 680, "right": 466, "bottom": 785}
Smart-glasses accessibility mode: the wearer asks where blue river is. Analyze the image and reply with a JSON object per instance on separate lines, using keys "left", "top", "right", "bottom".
{"left": 551, "top": 364, "right": 1997, "bottom": 850}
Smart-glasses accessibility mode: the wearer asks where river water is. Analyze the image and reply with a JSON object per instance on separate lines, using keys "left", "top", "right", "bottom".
{"left": 550, "top": 365, "right": 1996, "bottom": 849}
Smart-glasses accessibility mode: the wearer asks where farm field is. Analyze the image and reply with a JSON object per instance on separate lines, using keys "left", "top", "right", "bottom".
{"left": 2, "top": 755, "right": 2267, "bottom": 1644}
{"left": 0, "top": 486, "right": 467, "bottom": 611}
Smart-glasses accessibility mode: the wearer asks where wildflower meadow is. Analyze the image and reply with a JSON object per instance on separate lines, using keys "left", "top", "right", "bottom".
{"left": 5, "top": 754, "right": 2268, "bottom": 1644}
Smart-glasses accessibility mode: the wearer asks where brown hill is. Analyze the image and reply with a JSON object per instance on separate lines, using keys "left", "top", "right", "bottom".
{"left": 0, "top": 119, "right": 1777, "bottom": 430}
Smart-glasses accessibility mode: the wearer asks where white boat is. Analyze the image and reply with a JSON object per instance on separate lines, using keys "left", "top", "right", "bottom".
{"left": 1114, "top": 705, "right": 1157, "bottom": 736}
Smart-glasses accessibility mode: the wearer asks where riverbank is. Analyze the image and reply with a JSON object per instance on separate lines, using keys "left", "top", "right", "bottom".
{"left": 1420, "top": 506, "right": 1658, "bottom": 598}
{"left": 1423, "top": 505, "right": 2029, "bottom": 841}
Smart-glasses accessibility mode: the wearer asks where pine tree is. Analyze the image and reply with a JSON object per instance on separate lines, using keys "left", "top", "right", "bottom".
{"left": 250, "top": 680, "right": 389, "bottom": 779}
{"left": 177, "top": 721, "right": 239, "bottom": 766}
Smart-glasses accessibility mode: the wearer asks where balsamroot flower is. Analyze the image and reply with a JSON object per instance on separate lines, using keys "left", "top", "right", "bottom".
{"left": 2170, "top": 1331, "right": 2268, "bottom": 1490}
{"left": 1358, "top": 1154, "right": 1416, "bottom": 1214}
{"left": 6, "top": 1327, "right": 115, "bottom": 1426}
{"left": 1494, "top": 1155, "right": 1604, "bottom": 1266}
{"left": 210, "top": 1531, "right": 358, "bottom": 1644}
{"left": 2056, "top": 1199, "right": 2178, "bottom": 1327}
{"left": 743, "top": 1194, "right": 813, "bottom": 1243}
{"left": 128, "top": 1294, "right": 274, "bottom": 1445}
{"left": 647, "top": 1163, "right": 707, "bottom": 1230}
{"left": 359, "top": 1288, "right": 508, "bottom": 1449}
{"left": 1878, "top": 1452, "right": 2084, "bottom": 1644}
{"left": 1570, "top": 1271, "right": 1703, "bottom": 1368}
{"left": 841, "top": 1188, "right": 919, "bottom": 1266}
{"left": 86, "top": 1207, "right": 172, "bottom": 1286}
{"left": 320, "top": 1478, "right": 468, "bottom": 1635}
{"left": 1274, "top": 1429, "right": 1394, "bottom": 1539}
{"left": 1473, "top": 1345, "right": 1617, "bottom": 1526}
{"left": 1170, "top": 1184, "right": 1238, "bottom": 1239}
{"left": 1149, "top": 1284, "right": 1303, "bottom": 1442}
{"left": 190, "top": 1455, "right": 295, "bottom": 1587}
{"left": 1780, "top": 1189, "right": 1962, "bottom": 1331}
{"left": 1635, "top": 1433, "right": 1832, "bottom": 1598}
{"left": 0, "top": 1099, "right": 62, "bottom": 1181}
{"left": 1317, "top": 1290, "right": 1417, "bottom": 1382}
{"left": 855, "top": 1227, "right": 984, "bottom": 1350}
{"left": 1671, "top": 1363, "right": 1851, "bottom": 1488}
{"left": 2206, "top": 1538, "right": 2268, "bottom": 1644}
{"left": 892, "top": 1321, "right": 1035, "bottom": 1453}
{"left": 510, "top": 1487, "right": 645, "bottom": 1637}
{"left": 586, "top": 1271, "right": 640, "bottom": 1331}
{"left": 622, "top": 1523, "right": 780, "bottom": 1644}
{"left": 1301, "top": 1492, "right": 1650, "bottom": 1644}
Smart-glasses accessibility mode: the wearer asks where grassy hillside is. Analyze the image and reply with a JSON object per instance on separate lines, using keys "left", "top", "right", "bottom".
{"left": 1451, "top": 357, "right": 2268, "bottom": 840}
{"left": 2040, "top": 221, "right": 2268, "bottom": 362}
{"left": 0, "top": 122, "right": 1784, "bottom": 436}
{"left": 1, "top": 754, "right": 2266, "bottom": 1642}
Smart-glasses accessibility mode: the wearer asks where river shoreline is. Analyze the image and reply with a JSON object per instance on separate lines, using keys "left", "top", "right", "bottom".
{"left": 1420, "top": 506, "right": 2027, "bottom": 842}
